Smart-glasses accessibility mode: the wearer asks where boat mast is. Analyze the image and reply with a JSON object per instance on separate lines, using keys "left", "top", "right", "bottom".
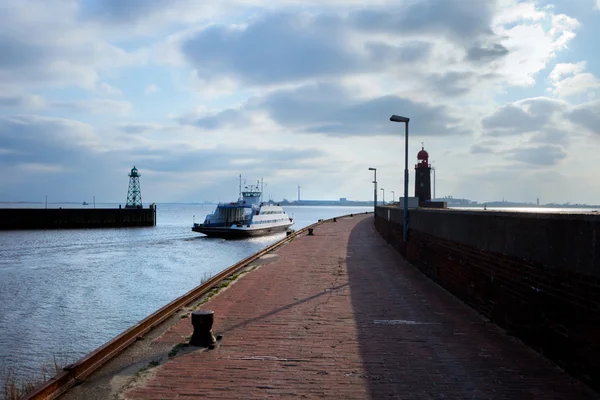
{"left": 239, "top": 174, "right": 242, "bottom": 201}
{"left": 260, "top": 177, "right": 263, "bottom": 203}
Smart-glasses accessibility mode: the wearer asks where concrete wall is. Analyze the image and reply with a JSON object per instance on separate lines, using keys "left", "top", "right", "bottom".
{"left": 375, "top": 206, "right": 600, "bottom": 392}
{"left": 0, "top": 206, "right": 157, "bottom": 230}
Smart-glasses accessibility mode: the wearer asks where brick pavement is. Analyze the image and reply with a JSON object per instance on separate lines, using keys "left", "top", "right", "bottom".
{"left": 126, "top": 214, "right": 597, "bottom": 399}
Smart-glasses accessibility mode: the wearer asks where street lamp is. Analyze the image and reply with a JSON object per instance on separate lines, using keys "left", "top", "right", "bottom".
{"left": 368, "top": 167, "right": 377, "bottom": 215}
{"left": 391, "top": 190, "right": 395, "bottom": 203}
{"left": 381, "top": 188, "right": 385, "bottom": 205}
{"left": 389, "top": 114, "right": 410, "bottom": 243}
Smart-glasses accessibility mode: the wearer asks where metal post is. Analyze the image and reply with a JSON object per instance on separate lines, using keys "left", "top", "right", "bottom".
{"left": 374, "top": 170, "right": 377, "bottom": 210}
{"left": 433, "top": 168, "right": 436, "bottom": 199}
{"left": 369, "top": 168, "right": 377, "bottom": 216}
{"left": 403, "top": 122, "right": 409, "bottom": 242}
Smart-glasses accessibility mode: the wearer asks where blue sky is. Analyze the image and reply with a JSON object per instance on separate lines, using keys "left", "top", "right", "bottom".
{"left": 1, "top": 0, "right": 599, "bottom": 204}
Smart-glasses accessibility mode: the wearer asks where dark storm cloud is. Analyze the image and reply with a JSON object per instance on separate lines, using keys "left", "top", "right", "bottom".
{"left": 508, "top": 145, "right": 567, "bottom": 166}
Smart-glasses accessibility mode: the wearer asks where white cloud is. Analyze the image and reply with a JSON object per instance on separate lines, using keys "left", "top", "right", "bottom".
{"left": 0, "top": 0, "right": 147, "bottom": 92}
{"left": 144, "top": 84, "right": 160, "bottom": 95}
{"left": 0, "top": 0, "right": 598, "bottom": 203}
{"left": 96, "top": 82, "right": 123, "bottom": 96}
{"left": 548, "top": 62, "right": 600, "bottom": 98}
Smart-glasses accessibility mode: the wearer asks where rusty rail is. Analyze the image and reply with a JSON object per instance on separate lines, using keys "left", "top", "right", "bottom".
{"left": 23, "top": 212, "right": 369, "bottom": 400}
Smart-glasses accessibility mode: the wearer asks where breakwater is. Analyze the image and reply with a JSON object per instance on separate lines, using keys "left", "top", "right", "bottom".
{"left": 375, "top": 206, "right": 600, "bottom": 392}
{"left": 0, "top": 205, "right": 156, "bottom": 230}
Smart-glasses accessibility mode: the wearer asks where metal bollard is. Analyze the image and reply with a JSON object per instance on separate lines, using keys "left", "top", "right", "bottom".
{"left": 286, "top": 231, "right": 292, "bottom": 236}
{"left": 308, "top": 228, "right": 314, "bottom": 236}
{"left": 333, "top": 217, "right": 337, "bottom": 222}
{"left": 189, "top": 310, "right": 216, "bottom": 347}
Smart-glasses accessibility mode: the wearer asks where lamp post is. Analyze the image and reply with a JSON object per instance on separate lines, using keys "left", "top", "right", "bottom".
{"left": 368, "top": 167, "right": 377, "bottom": 215}
{"left": 390, "top": 114, "right": 410, "bottom": 243}
{"left": 391, "top": 190, "right": 395, "bottom": 203}
{"left": 381, "top": 188, "right": 385, "bottom": 205}
{"left": 431, "top": 161, "right": 436, "bottom": 200}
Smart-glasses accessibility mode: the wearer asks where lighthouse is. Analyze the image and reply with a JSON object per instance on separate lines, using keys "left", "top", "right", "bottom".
{"left": 414, "top": 145, "right": 432, "bottom": 203}
{"left": 125, "top": 166, "right": 143, "bottom": 209}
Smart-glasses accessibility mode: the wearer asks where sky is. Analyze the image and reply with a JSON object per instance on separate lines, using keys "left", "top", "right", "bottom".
{"left": 1, "top": 0, "right": 599, "bottom": 204}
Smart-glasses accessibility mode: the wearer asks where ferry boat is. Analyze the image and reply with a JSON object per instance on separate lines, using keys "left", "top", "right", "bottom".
{"left": 192, "top": 180, "right": 294, "bottom": 238}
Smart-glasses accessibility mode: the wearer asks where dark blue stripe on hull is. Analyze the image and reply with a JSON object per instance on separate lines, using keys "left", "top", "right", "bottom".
{"left": 192, "top": 224, "right": 292, "bottom": 239}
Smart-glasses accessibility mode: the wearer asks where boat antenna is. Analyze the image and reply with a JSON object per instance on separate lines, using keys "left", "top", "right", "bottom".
{"left": 260, "top": 177, "right": 263, "bottom": 203}
{"left": 239, "top": 174, "right": 242, "bottom": 201}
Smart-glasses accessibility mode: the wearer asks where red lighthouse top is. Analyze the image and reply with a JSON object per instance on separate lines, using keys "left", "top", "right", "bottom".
{"left": 416, "top": 144, "right": 429, "bottom": 169}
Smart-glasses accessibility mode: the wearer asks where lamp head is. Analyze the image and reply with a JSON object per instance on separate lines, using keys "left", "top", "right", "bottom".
{"left": 390, "top": 115, "right": 410, "bottom": 123}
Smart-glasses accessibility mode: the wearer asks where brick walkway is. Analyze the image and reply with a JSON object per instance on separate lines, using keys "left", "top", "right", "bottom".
{"left": 126, "top": 214, "right": 596, "bottom": 399}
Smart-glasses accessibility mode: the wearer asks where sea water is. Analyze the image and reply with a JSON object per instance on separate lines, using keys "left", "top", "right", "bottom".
{"left": 0, "top": 203, "right": 371, "bottom": 379}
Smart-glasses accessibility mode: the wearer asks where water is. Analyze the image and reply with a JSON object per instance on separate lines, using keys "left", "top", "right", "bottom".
{"left": 0, "top": 203, "right": 371, "bottom": 379}
{"left": 450, "top": 206, "right": 599, "bottom": 213}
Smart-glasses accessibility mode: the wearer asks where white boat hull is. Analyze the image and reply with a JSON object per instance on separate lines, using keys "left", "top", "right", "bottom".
{"left": 192, "top": 221, "right": 293, "bottom": 238}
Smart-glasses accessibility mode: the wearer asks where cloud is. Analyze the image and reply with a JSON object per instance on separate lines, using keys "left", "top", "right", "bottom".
{"left": 566, "top": 101, "right": 600, "bottom": 135}
{"left": 144, "top": 84, "right": 159, "bottom": 95}
{"left": 482, "top": 97, "right": 567, "bottom": 136}
{"left": 0, "top": 94, "right": 46, "bottom": 109}
{"left": 508, "top": 144, "right": 567, "bottom": 166}
{"left": 349, "top": 0, "right": 496, "bottom": 43}
{"left": 180, "top": 2, "right": 500, "bottom": 86}
{"left": 52, "top": 99, "right": 132, "bottom": 116}
{"left": 186, "top": 83, "right": 471, "bottom": 137}
{"left": 117, "top": 123, "right": 173, "bottom": 134}
{"left": 426, "top": 71, "right": 499, "bottom": 96}
{"left": 96, "top": 82, "right": 123, "bottom": 96}
{"left": 466, "top": 43, "right": 509, "bottom": 62}
{"left": 547, "top": 62, "right": 600, "bottom": 98}
{"left": 0, "top": 0, "right": 147, "bottom": 92}
{"left": 0, "top": 94, "right": 132, "bottom": 115}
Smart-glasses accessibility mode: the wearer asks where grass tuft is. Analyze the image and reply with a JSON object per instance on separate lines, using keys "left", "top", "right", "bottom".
{"left": 168, "top": 343, "right": 189, "bottom": 358}
{"left": 2, "top": 355, "right": 67, "bottom": 400}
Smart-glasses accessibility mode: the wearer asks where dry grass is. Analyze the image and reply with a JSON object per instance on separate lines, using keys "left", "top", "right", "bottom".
{"left": 2, "top": 355, "right": 67, "bottom": 400}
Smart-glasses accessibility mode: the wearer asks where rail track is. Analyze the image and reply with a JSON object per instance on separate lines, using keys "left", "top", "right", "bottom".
{"left": 23, "top": 212, "right": 367, "bottom": 400}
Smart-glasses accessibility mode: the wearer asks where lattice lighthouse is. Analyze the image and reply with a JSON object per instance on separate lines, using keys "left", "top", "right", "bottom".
{"left": 125, "top": 166, "right": 143, "bottom": 208}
